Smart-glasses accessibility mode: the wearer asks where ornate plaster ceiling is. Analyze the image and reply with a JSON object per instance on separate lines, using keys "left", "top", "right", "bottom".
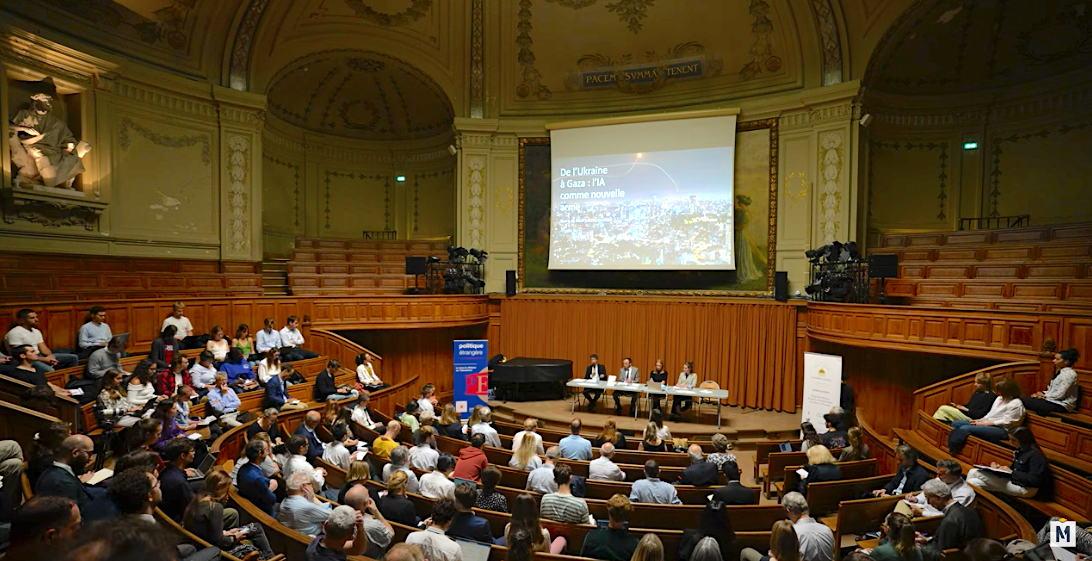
{"left": 866, "top": 0, "right": 1092, "bottom": 95}
{"left": 265, "top": 51, "right": 453, "bottom": 140}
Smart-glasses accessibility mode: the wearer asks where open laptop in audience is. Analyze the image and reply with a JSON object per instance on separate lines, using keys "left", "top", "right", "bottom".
{"left": 454, "top": 477, "right": 477, "bottom": 489}
{"left": 456, "top": 539, "right": 491, "bottom": 561}
{"left": 187, "top": 452, "right": 216, "bottom": 481}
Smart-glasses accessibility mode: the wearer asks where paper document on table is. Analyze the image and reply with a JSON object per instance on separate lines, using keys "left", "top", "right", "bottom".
{"left": 68, "top": 387, "right": 84, "bottom": 396}
{"left": 973, "top": 464, "right": 1012, "bottom": 475}
{"left": 607, "top": 376, "right": 617, "bottom": 386}
{"left": 187, "top": 433, "right": 203, "bottom": 440}
{"left": 86, "top": 468, "right": 113, "bottom": 486}
{"left": 197, "top": 416, "right": 217, "bottom": 426}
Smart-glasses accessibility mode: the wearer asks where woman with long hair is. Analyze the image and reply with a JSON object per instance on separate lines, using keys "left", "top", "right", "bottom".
{"left": 966, "top": 426, "right": 1048, "bottom": 497}
{"left": 933, "top": 372, "right": 995, "bottom": 423}
{"left": 154, "top": 354, "right": 193, "bottom": 396}
{"left": 797, "top": 445, "right": 842, "bottom": 496}
{"left": 378, "top": 470, "right": 420, "bottom": 527}
{"left": 96, "top": 369, "right": 140, "bottom": 425}
{"left": 256, "top": 348, "right": 280, "bottom": 385}
{"left": 184, "top": 470, "right": 275, "bottom": 559}
{"left": 149, "top": 325, "right": 179, "bottom": 369}
{"left": 507, "top": 526, "right": 538, "bottom": 561}
{"left": 127, "top": 359, "right": 164, "bottom": 408}
{"left": 647, "top": 359, "right": 670, "bottom": 417}
{"left": 205, "top": 326, "right": 230, "bottom": 362}
{"left": 800, "top": 422, "right": 822, "bottom": 452}
{"left": 467, "top": 405, "right": 485, "bottom": 431}
{"left": 233, "top": 324, "right": 259, "bottom": 364}
{"left": 505, "top": 493, "right": 566, "bottom": 554}
{"left": 510, "top": 430, "right": 543, "bottom": 471}
{"left": 869, "top": 512, "right": 921, "bottom": 561}
{"left": 769, "top": 520, "right": 801, "bottom": 561}
{"left": 151, "top": 399, "right": 187, "bottom": 451}
{"left": 640, "top": 421, "right": 667, "bottom": 452}
{"left": 27, "top": 421, "right": 71, "bottom": 486}
{"left": 650, "top": 408, "right": 672, "bottom": 441}
{"left": 338, "top": 458, "right": 373, "bottom": 504}
{"left": 321, "top": 399, "right": 341, "bottom": 427}
{"left": 839, "top": 427, "right": 871, "bottom": 461}
{"left": 633, "top": 534, "right": 665, "bottom": 561}
{"left": 680, "top": 500, "right": 738, "bottom": 561}
{"left": 593, "top": 417, "right": 627, "bottom": 449}
{"left": 691, "top": 537, "right": 726, "bottom": 561}
{"left": 948, "top": 377, "right": 1025, "bottom": 454}
{"left": 439, "top": 403, "right": 466, "bottom": 440}
{"left": 129, "top": 417, "right": 165, "bottom": 472}
{"left": 670, "top": 361, "right": 698, "bottom": 421}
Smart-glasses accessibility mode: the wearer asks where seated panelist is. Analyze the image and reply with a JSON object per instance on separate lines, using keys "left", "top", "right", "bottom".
{"left": 583, "top": 353, "right": 606, "bottom": 411}
{"left": 613, "top": 357, "right": 640, "bottom": 416}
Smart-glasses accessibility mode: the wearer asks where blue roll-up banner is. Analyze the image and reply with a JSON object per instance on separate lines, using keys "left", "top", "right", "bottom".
{"left": 453, "top": 339, "right": 490, "bottom": 420}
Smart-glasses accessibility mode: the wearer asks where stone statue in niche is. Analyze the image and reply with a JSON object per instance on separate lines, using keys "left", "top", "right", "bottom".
{"left": 8, "top": 78, "right": 91, "bottom": 190}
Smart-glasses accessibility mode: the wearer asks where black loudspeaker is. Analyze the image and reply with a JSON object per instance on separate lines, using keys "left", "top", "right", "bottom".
{"left": 774, "top": 271, "right": 789, "bottom": 301}
{"left": 405, "top": 256, "right": 427, "bottom": 275}
{"left": 868, "top": 254, "right": 899, "bottom": 278}
{"left": 506, "top": 271, "right": 517, "bottom": 296}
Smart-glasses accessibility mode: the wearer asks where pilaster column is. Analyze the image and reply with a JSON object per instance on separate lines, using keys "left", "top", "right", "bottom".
{"left": 214, "top": 86, "right": 266, "bottom": 262}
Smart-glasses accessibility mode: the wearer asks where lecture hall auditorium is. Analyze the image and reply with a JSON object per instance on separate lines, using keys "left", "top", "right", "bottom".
{"left": 1, "top": 0, "right": 1091, "bottom": 560}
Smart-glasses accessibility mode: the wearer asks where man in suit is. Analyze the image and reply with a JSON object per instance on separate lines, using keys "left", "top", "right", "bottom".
{"left": 35, "top": 435, "right": 94, "bottom": 511}
{"left": 921, "top": 478, "right": 983, "bottom": 561}
{"left": 295, "top": 410, "right": 326, "bottom": 463}
{"left": 677, "top": 444, "right": 720, "bottom": 487}
{"left": 872, "top": 445, "right": 929, "bottom": 497}
{"left": 613, "top": 357, "right": 640, "bottom": 416}
{"left": 711, "top": 462, "right": 755, "bottom": 505}
{"left": 583, "top": 354, "right": 606, "bottom": 411}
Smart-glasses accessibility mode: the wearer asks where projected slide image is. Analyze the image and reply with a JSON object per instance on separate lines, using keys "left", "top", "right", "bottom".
{"left": 550, "top": 147, "right": 735, "bottom": 270}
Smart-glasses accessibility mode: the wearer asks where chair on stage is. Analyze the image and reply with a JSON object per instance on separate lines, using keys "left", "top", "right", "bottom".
{"left": 696, "top": 380, "right": 722, "bottom": 419}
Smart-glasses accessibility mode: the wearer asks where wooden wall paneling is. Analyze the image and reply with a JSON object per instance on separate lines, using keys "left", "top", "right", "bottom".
{"left": 341, "top": 326, "right": 488, "bottom": 399}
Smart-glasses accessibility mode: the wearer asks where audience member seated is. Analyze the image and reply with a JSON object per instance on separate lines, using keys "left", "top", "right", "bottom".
{"left": 640, "top": 420, "right": 669, "bottom": 452}
{"left": 919, "top": 478, "right": 984, "bottom": 560}
{"left": 589, "top": 442, "right": 625, "bottom": 481}
{"left": 948, "top": 378, "right": 1025, "bottom": 454}
{"left": 453, "top": 433, "right": 489, "bottom": 482}
{"left": 10, "top": 344, "right": 70, "bottom": 397}
{"left": 966, "top": 426, "right": 1049, "bottom": 498}
{"left": 205, "top": 326, "right": 231, "bottom": 362}
{"left": 527, "top": 446, "right": 561, "bottom": 495}
{"left": 127, "top": 359, "right": 163, "bottom": 409}
{"left": 322, "top": 424, "right": 353, "bottom": 471}
{"left": 4, "top": 308, "right": 78, "bottom": 373}
{"left": 373, "top": 420, "right": 401, "bottom": 460}
{"left": 820, "top": 413, "right": 848, "bottom": 448}
{"left": 713, "top": 462, "right": 756, "bottom": 505}
{"left": 510, "top": 427, "right": 545, "bottom": 472}
{"left": 581, "top": 494, "right": 639, "bottom": 561}
{"left": 233, "top": 324, "right": 259, "bottom": 363}
{"left": 184, "top": 469, "right": 276, "bottom": 560}
{"left": 634, "top": 534, "right": 665, "bottom": 561}
{"left": 337, "top": 458, "right": 377, "bottom": 504}
{"left": 800, "top": 422, "right": 822, "bottom": 452}
{"left": 315, "top": 359, "right": 357, "bottom": 402}
{"left": 219, "top": 348, "right": 259, "bottom": 392}
{"left": 410, "top": 426, "right": 440, "bottom": 471}
{"left": 872, "top": 445, "right": 929, "bottom": 498}
{"left": 963, "top": 539, "right": 1010, "bottom": 561}
{"left": 418, "top": 383, "right": 438, "bottom": 416}
{"left": 279, "top": 471, "right": 333, "bottom": 537}
{"left": 869, "top": 512, "right": 922, "bottom": 561}
{"left": 383, "top": 445, "right": 422, "bottom": 493}
{"left": 150, "top": 399, "right": 191, "bottom": 453}
{"left": 207, "top": 373, "right": 243, "bottom": 428}
{"left": 560, "top": 418, "right": 593, "bottom": 460}
{"left": 448, "top": 481, "right": 499, "bottom": 544}
{"left": 707, "top": 433, "right": 737, "bottom": 469}
{"left": 420, "top": 452, "right": 457, "bottom": 500}
{"left": 264, "top": 364, "right": 304, "bottom": 411}
{"left": 0, "top": 349, "right": 14, "bottom": 378}
{"left": 232, "top": 433, "right": 280, "bottom": 486}
{"left": 680, "top": 444, "right": 721, "bottom": 487}
{"left": 592, "top": 417, "right": 628, "bottom": 450}
{"left": 86, "top": 335, "right": 127, "bottom": 381}
{"left": 0, "top": 439, "right": 23, "bottom": 517}
{"left": 742, "top": 492, "right": 833, "bottom": 561}
{"left": 189, "top": 350, "right": 218, "bottom": 394}
{"left": 35, "top": 434, "right": 94, "bottom": 511}
{"left": 355, "top": 352, "right": 385, "bottom": 391}
{"left": 278, "top": 315, "right": 319, "bottom": 361}
{"left": 26, "top": 422, "right": 70, "bottom": 498}
{"left": 155, "top": 354, "right": 194, "bottom": 396}
{"left": 400, "top": 400, "right": 422, "bottom": 433}
{"left": 65, "top": 517, "right": 185, "bottom": 561}
{"left": 343, "top": 483, "right": 395, "bottom": 559}
{"left": 159, "top": 437, "right": 197, "bottom": 522}
{"left": 305, "top": 505, "right": 367, "bottom": 561}
{"left": 351, "top": 392, "right": 383, "bottom": 430}
{"left": 796, "top": 445, "right": 842, "bottom": 496}
{"left": 838, "top": 427, "right": 871, "bottom": 461}
{"left": 1021, "top": 348, "right": 1080, "bottom": 415}
{"left": 506, "top": 493, "right": 567, "bottom": 554}
{"left": 238, "top": 440, "right": 279, "bottom": 516}
{"left": 162, "top": 301, "right": 195, "bottom": 343}
{"left": 630, "top": 460, "right": 682, "bottom": 505}
{"left": 513, "top": 417, "right": 544, "bottom": 455}
{"left": 382, "top": 470, "right": 422, "bottom": 526}
{"left": 76, "top": 305, "right": 113, "bottom": 358}
{"left": 475, "top": 466, "right": 508, "bottom": 513}
{"left": 541, "top": 463, "right": 592, "bottom": 525}
{"left": 680, "top": 500, "right": 738, "bottom": 561}
{"left": 932, "top": 372, "right": 996, "bottom": 423}
{"left": 110, "top": 467, "right": 221, "bottom": 561}
{"left": 150, "top": 325, "right": 180, "bottom": 370}
{"left": 4, "top": 495, "right": 81, "bottom": 560}
{"left": 285, "top": 434, "right": 329, "bottom": 493}
{"left": 670, "top": 361, "right": 698, "bottom": 421}
{"left": 438, "top": 403, "right": 467, "bottom": 440}
{"left": 407, "top": 499, "right": 463, "bottom": 561}
{"left": 295, "top": 410, "right": 327, "bottom": 461}
{"left": 896, "top": 459, "right": 975, "bottom": 518}
{"left": 467, "top": 406, "right": 499, "bottom": 448}
{"left": 257, "top": 348, "right": 282, "bottom": 385}
{"left": 90, "top": 369, "right": 137, "bottom": 429}
{"left": 128, "top": 418, "right": 166, "bottom": 472}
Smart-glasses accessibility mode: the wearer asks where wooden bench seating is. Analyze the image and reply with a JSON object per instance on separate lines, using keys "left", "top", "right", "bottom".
{"left": 755, "top": 440, "right": 803, "bottom": 482}
{"left": 760, "top": 450, "right": 845, "bottom": 499}
{"left": 0, "top": 399, "right": 63, "bottom": 448}
{"left": 774, "top": 459, "right": 879, "bottom": 498}
{"left": 0, "top": 372, "right": 81, "bottom": 429}
{"left": 806, "top": 474, "right": 892, "bottom": 516}
{"left": 876, "top": 223, "right": 1092, "bottom": 250}
{"left": 287, "top": 239, "right": 447, "bottom": 296}
{"left": 155, "top": 506, "right": 279, "bottom": 561}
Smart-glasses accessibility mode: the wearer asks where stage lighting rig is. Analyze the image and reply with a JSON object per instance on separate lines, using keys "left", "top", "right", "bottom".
{"left": 803, "top": 239, "right": 869, "bottom": 303}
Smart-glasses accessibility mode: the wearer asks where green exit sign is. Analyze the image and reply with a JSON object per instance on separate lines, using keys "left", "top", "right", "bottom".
{"left": 963, "top": 142, "right": 979, "bottom": 150}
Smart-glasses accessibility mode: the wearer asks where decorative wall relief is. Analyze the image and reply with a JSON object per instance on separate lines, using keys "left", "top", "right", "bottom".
{"left": 118, "top": 117, "right": 211, "bottom": 165}
{"left": 818, "top": 132, "right": 843, "bottom": 244}
{"left": 226, "top": 135, "right": 252, "bottom": 252}
{"left": 807, "top": 0, "right": 843, "bottom": 85}
{"left": 563, "top": 42, "right": 723, "bottom": 94}
{"left": 987, "top": 118, "right": 1092, "bottom": 217}
{"left": 516, "top": 0, "right": 552, "bottom": 99}
{"left": 264, "top": 155, "right": 301, "bottom": 228}
{"left": 604, "top": 0, "right": 658, "bottom": 33}
{"left": 45, "top": 0, "right": 195, "bottom": 50}
{"left": 229, "top": 0, "right": 272, "bottom": 90}
{"left": 470, "top": 0, "right": 485, "bottom": 118}
{"left": 467, "top": 156, "right": 486, "bottom": 247}
{"left": 338, "top": 0, "right": 432, "bottom": 26}
{"left": 741, "top": 0, "right": 778, "bottom": 80}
